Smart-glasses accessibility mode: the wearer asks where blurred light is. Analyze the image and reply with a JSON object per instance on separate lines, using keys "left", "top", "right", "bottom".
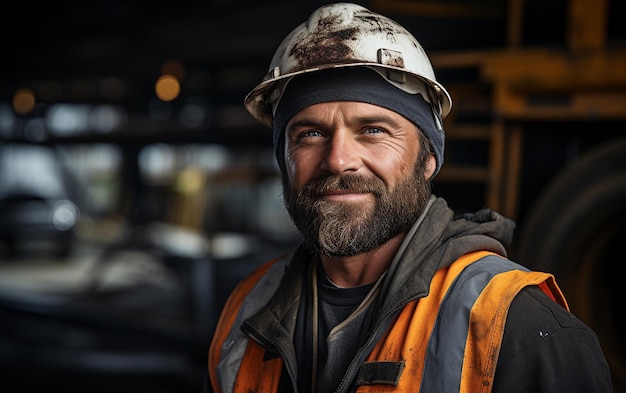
{"left": 139, "top": 144, "right": 232, "bottom": 183}
{"left": 148, "top": 223, "right": 209, "bottom": 258}
{"left": 0, "top": 145, "right": 64, "bottom": 199}
{"left": 13, "top": 87, "right": 36, "bottom": 115}
{"left": 210, "top": 233, "right": 252, "bottom": 259}
{"left": 176, "top": 166, "right": 205, "bottom": 194}
{"left": 155, "top": 74, "right": 180, "bottom": 102}
{"left": 43, "top": 104, "right": 126, "bottom": 136}
{"left": 52, "top": 200, "right": 79, "bottom": 230}
{"left": 46, "top": 104, "right": 91, "bottom": 136}
{"left": 139, "top": 143, "right": 176, "bottom": 181}
{"left": 191, "top": 145, "right": 230, "bottom": 172}
{"left": 89, "top": 104, "right": 125, "bottom": 133}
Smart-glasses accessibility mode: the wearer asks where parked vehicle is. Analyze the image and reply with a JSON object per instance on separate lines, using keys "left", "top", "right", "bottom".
{"left": 0, "top": 144, "right": 80, "bottom": 259}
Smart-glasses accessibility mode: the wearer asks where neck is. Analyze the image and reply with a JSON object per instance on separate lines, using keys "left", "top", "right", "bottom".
{"left": 319, "top": 233, "right": 404, "bottom": 288}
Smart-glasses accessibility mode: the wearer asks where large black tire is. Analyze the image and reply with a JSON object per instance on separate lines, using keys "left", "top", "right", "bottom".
{"left": 516, "top": 138, "right": 626, "bottom": 392}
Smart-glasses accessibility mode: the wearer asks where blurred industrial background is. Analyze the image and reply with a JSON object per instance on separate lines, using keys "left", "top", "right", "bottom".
{"left": 1, "top": 0, "right": 625, "bottom": 392}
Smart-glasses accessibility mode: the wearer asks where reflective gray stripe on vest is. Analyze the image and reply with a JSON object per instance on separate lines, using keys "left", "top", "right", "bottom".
{"left": 216, "top": 253, "right": 292, "bottom": 393}
{"left": 420, "top": 255, "right": 529, "bottom": 392}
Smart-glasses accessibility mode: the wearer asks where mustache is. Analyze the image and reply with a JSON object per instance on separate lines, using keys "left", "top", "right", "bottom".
{"left": 299, "top": 174, "right": 385, "bottom": 198}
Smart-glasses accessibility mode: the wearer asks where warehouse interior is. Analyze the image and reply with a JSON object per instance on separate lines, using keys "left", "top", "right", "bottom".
{"left": 1, "top": 0, "right": 625, "bottom": 391}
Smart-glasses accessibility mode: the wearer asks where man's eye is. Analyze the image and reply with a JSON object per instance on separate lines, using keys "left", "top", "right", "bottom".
{"left": 364, "top": 127, "right": 385, "bottom": 134}
{"left": 300, "top": 130, "right": 323, "bottom": 139}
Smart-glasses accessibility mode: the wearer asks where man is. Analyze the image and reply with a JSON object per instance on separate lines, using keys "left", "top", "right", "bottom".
{"left": 207, "top": 3, "right": 613, "bottom": 392}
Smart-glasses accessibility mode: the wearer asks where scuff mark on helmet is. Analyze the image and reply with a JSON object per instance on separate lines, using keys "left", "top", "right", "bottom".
{"left": 289, "top": 14, "right": 359, "bottom": 70}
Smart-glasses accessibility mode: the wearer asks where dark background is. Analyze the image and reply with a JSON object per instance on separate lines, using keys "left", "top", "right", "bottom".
{"left": 1, "top": 0, "right": 625, "bottom": 392}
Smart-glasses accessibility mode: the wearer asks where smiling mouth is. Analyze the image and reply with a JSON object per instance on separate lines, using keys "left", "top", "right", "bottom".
{"left": 318, "top": 190, "right": 372, "bottom": 201}
{"left": 305, "top": 174, "right": 381, "bottom": 200}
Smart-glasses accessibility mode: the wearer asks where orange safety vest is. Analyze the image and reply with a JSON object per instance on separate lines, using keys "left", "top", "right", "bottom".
{"left": 209, "top": 250, "right": 567, "bottom": 393}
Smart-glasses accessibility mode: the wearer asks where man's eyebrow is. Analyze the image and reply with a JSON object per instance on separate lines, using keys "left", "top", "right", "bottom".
{"left": 287, "top": 118, "right": 321, "bottom": 130}
{"left": 353, "top": 115, "right": 403, "bottom": 128}
{"left": 287, "top": 114, "right": 404, "bottom": 131}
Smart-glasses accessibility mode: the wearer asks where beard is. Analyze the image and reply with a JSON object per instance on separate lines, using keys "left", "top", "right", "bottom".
{"left": 283, "top": 158, "right": 432, "bottom": 257}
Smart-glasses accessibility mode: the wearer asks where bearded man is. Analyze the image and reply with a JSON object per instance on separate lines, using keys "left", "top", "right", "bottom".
{"left": 206, "top": 4, "right": 613, "bottom": 393}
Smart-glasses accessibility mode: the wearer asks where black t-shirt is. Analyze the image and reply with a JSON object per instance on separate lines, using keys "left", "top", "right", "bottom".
{"left": 293, "top": 262, "right": 375, "bottom": 393}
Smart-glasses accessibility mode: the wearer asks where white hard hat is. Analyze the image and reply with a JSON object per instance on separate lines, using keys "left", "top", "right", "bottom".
{"left": 244, "top": 2, "right": 452, "bottom": 129}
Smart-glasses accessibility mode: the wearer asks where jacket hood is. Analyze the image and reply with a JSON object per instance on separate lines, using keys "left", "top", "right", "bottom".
{"left": 376, "top": 196, "right": 516, "bottom": 318}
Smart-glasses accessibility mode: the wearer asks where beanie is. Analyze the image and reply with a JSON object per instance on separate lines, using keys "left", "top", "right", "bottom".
{"left": 272, "top": 67, "right": 445, "bottom": 176}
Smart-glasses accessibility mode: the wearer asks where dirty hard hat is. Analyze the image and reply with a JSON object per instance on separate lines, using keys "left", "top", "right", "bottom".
{"left": 244, "top": 2, "right": 452, "bottom": 174}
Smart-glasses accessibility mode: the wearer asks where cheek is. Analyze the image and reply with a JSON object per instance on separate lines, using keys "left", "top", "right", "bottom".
{"left": 367, "top": 147, "right": 417, "bottom": 186}
{"left": 286, "top": 150, "right": 318, "bottom": 188}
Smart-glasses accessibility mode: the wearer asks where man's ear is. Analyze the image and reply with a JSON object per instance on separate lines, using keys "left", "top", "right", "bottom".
{"left": 424, "top": 154, "right": 437, "bottom": 181}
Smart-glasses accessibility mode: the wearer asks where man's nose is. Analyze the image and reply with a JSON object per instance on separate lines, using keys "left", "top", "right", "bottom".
{"left": 320, "top": 132, "right": 361, "bottom": 174}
